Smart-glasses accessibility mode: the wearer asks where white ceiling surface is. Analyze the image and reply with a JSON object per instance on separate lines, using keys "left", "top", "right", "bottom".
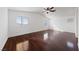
{"left": 8, "top": 7, "right": 76, "bottom": 16}
{"left": 8, "top": 7, "right": 44, "bottom": 13}
{"left": 54, "top": 7, "right": 76, "bottom": 16}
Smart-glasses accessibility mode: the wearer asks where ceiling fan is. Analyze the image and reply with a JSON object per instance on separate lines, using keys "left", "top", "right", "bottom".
{"left": 43, "top": 7, "right": 56, "bottom": 14}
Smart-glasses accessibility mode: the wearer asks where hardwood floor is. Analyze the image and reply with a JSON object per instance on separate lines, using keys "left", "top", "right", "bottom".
{"left": 3, "top": 30, "right": 78, "bottom": 51}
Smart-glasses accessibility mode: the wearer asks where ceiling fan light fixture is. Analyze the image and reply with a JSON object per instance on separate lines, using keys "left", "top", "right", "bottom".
{"left": 43, "top": 7, "right": 56, "bottom": 14}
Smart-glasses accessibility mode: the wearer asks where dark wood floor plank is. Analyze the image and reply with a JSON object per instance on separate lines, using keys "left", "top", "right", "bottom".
{"left": 3, "top": 30, "right": 78, "bottom": 51}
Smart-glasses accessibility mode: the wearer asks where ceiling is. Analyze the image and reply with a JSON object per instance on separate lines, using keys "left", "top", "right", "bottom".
{"left": 8, "top": 7, "right": 76, "bottom": 15}
{"left": 53, "top": 7, "right": 76, "bottom": 16}
{"left": 8, "top": 7, "right": 44, "bottom": 13}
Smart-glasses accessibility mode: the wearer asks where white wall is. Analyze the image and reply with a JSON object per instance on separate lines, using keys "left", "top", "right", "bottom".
{"left": 78, "top": 8, "right": 79, "bottom": 38}
{"left": 0, "top": 8, "right": 8, "bottom": 50}
{"left": 77, "top": 8, "right": 79, "bottom": 48}
{"left": 44, "top": 7, "right": 76, "bottom": 33}
{"left": 8, "top": 10, "right": 48, "bottom": 37}
{"left": 49, "top": 15, "right": 75, "bottom": 33}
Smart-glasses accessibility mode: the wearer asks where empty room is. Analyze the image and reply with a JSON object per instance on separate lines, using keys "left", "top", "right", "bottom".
{"left": 0, "top": 7, "right": 78, "bottom": 51}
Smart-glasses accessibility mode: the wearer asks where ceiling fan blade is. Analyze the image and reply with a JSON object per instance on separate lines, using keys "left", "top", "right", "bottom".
{"left": 44, "top": 8, "right": 47, "bottom": 10}
{"left": 42, "top": 11, "right": 46, "bottom": 13}
{"left": 50, "top": 10, "right": 56, "bottom": 12}
{"left": 50, "top": 7, "right": 54, "bottom": 9}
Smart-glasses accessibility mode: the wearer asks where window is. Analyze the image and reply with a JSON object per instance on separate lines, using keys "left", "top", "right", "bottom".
{"left": 16, "top": 16, "right": 22, "bottom": 24}
{"left": 16, "top": 16, "right": 28, "bottom": 25}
